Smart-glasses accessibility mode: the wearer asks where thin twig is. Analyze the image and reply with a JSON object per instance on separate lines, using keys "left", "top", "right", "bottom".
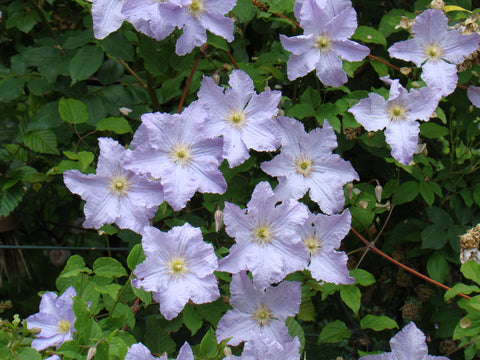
{"left": 350, "top": 226, "right": 472, "bottom": 300}
{"left": 367, "top": 54, "right": 401, "bottom": 72}
{"left": 119, "top": 59, "right": 148, "bottom": 88}
{"left": 27, "top": 0, "right": 62, "bottom": 47}
{"left": 225, "top": 51, "right": 240, "bottom": 69}
{"left": 251, "top": 0, "right": 300, "bottom": 29}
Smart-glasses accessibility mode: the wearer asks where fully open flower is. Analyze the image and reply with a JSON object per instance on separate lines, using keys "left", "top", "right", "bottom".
{"left": 216, "top": 272, "right": 301, "bottom": 347}
{"left": 197, "top": 70, "right": 281, "bottom": 167}
{"left": 25, "top": 286, "right": 77, "bottom": 351}
{"left": 63, "top": 138, "right": 164, "bottom": 233}
{"left": 232, "top": 331, "right": 301, "bottom": 360}
{"left": 218, "top": 181, "right": 310, "bottom": 289}
{"left": 132, "top": 223, "right": 219, "bottom": 320}
{"left": 359, "top": 322, "right": 449, "bottom": 360}
{"left": 126, "top": 342, "right": 193, "bottom": 360}
{"left": 280, "top": 0, "right": 369, "bottom": 86}
{"left": 388, "top": 9, "right": 480, "bottom": 96}
{"left": 89, "top": 0, "right": 127, "bottom": 39}
{"left": 261, "top": 117, "right": 358, "bottom": 215}
{"left": 123, "top": 101, "right": 226, "bottom": 211}
{"left": 348, "top": 79, "right": 442, "bottom": 165}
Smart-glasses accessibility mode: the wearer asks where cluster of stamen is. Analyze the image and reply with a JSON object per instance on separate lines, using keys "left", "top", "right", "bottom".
{"left": 108, "top": 174, "right": 130, "bottom": 197}
{"left": 295, "top": 156, "right": 314, "bottom": 177}
{"left": 387, "top": 103, "right": 407, "bottom": 122}
{"left": 169, "top": 143, "right": 194, "bottom": 167}
{"left": 226, "top": 109, "right": 246, "bottom": 130}
{"left": 252, "top": 224, "right": 273, "bottom": 245}
{"left": 56, "top": 319, "right": 71, "bottom": 334}
{"left": 303, "top": 235, "right": 322, "bottom": 256}
{"left": 424, "top": 43, "right": 443, "bottom": 61}
{"left": 314, "top": 35, "right": 332, "bottom": 53}
{"left": 252, "top": 304, "right": 275, "bottom": 327}
{"left": 167, "top": 256, "right": 189, "bottom": 279}
{"left": 188, "top": 0, "right": 205, "bottom": 17}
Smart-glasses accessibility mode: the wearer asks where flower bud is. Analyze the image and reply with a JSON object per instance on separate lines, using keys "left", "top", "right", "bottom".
{"left": 346, "top": 182, "right": 354, "bottom": 199}
{"left": 375, "top": 184, "right": 383, "bottom": 203}
{"left": 223, "top": 346, "right": 232, "bottom": 357}
{"left": 119, "top": 107, "right": 132, "bottom": 116}
{"left": 214, "top": 206, "right": 223, "bottom": 233}
{"left": 87, "top": 347, "right": 97, "bottom": 360}
{"left": 460, "top": 317, "right": 472, "bottom": 329}
{"left": 212, "top": 73, "right": 220, "bottom": 85}
{"left": 359, "top": 200, "right": 368, "bottom": 209}
{"left": 277, "top": 109, "right": 285, "bottom": 116}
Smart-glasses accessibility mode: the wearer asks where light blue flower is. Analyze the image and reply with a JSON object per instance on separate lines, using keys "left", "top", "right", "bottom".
{"left": 126, "top": 342, "right": 193, "bottom": 360}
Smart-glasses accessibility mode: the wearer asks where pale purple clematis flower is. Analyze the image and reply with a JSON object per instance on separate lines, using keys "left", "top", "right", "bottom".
{"left": 294, "top": 0, "right": 352, "bottom": 20}
{"left": 216, "top": 272, "right": 301, "bottom": 347}
{"left": 348, "top": 79, "right": 442, "bottom": 165}
{"left": 64, "top": 138, "right": 164, "bottom": 234}
{"left": 388, "top": 9, "right": 480, "bottom": 96}
{"left": 360, "top": 322, "right": 449, "bottom": 360}
{"left": 89, "top": 0, "right": 127, "bottom": 39}
{"left": 121, "top": 0, "right": 180, "bottom": 41}
{"left": 45, "top": 356, "right": 61, "bottom": 360}
{"left": 167, "top": 0, "right": 236, "bottom": 56}
{"left": 25, "top": 286, "right": 77, "bottom": 351}
{"left": 468, "top": 85, "right": 480, "bottom": 107}
{"left": 132, "top": 223, "right": 219, "bottom": 320}
{"left": 218, "top": 181, "right": 310, "bottom": 290}
{"left": 197, "top": 70, "right": 282, "bottom": 167}
{"left": 123, "top": 101, "right": 226, "bottom": 211}
{"left": 301, "top": 210, "right": 354, "bottom": 284}
{"left": 261, "top": 117, "right": 359, "bottom": 215}
{"left": 280, "top": 0, "right": 369, "bottom": 86}
{"left": 126, "top": 342, "right": 193, "bottom": 360}
{"left": 236, "top": 332, "right": 301, "bottom": 360}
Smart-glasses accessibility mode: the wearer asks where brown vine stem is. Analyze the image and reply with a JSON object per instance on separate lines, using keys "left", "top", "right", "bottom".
{"left": 27, "top": 0, "right": 62, "bottom": 49}
{"left": 367, "top": 54, "right": 401, "bottom": 72}
{"left": 177, "top": 44, "right": 209, "bottom": 113}
{"left": 119, "top": 59, "right": 148, "bottom": 88}
{"left": 225, "top": 51, "right": 240, "bottom": 69}
{"left": 350, "top": 226, "right": 472, "bottom": 300}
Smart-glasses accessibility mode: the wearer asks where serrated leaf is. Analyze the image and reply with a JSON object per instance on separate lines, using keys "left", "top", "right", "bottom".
{"left": 59, "top": 97, "right": 89, "bottom": 124}
{"left": 97, "top": 117, "right": 132, "bottom": 134}
{"left": 317, "top": 320, "right": 351, "bottom": 343}
{"left": 0, "top": 183, "right": 24, "bottom": 217}
{"left": 23, "top": 130, "right": 60, "bottom": 155}
{"left": 360, "top": 315, "right": 398, "bottom": 331}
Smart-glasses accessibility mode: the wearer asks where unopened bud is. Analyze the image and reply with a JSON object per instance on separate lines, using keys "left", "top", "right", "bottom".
{"left": 212, "top": 73, "right": 220, "bottom": 85}
{"left": 359, "top": 200, "right": 368, "bottom": 209}
{"left": 119, "top": 107, "right": 132, "bottom": 116}
{"left": 87, "top": 347, "right": 97, "bottom": 360}
{"left": 214, "top": 206, "right": 223, "bottom": 233}
{"left": 375, "top": 184, "right": 383, "bottom": 203}
{"left": 396, "top": 16, "right": 413, "bottom": 31}
{"left": 429, "top": 0, "right": 445, "bottom": 11}
{"left": 460, "top": 317, "right": 472, "bottom": 329}
{"left": 347, "top": 182, "right": 354, "bottom": 199}
{"left": 277, "top": 109, "right": 285, "bottom": 116}
{"left": 12, "top": 314, "right": 20, "bottom": 326}
{"left": 400, "top": 67, "right": 412, "bottom": 76}
{"left": 223, "top": 346, "right": 232, "bottom": 357}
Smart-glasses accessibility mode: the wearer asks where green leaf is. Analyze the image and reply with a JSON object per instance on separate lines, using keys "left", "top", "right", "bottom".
{"left": 427, "top": 252, "right": 449, "bottom": 283}
{"left": 59, "top": 97, "right": 89, "bottom": 124}
{"left": 360, "top": 315, "right": 398, "bottom": 331}
{"left": 340, "top": 285, "right": 361, "bottom": 315}
{"left": 421, "top": 224, "right": 448, "bottom": 249}
{"left": 93, "top": 257, "right": 128, "bottom": 278}
{"left": 233, "top": 0, "right": 254, "bottom": 21}
{"left": 18, "top": 347, "right": 41, "bottom": 360}
{"left": 0, "top": 77, "right": 25, "bottom": 101}
{"left": 23, "top": 130, "right": 60, "bottom": 155}
{"left": 395, "top": 181, "right": 419, "bottom": 205}
{"left": 183, "top": 304, "right": 203, "bottom": 336}
{"left": 352, "top": 26, "right": 387, "bottom": 47}
{"left": 426, "top": 206, "right": 453, "bottom": 227}
{"left": 420, "top": 122, "right": 449, "bottom": 138}
{"left": 0, "top": 183, "right": 24, "bottom": 217}
{"left": 207, "top": 32, "right": 230, "bottom": 51}
{"left": 127, "top": 244, "right": 146, "bottom": 271}
{"left": 461, "top": 261, "right": 480, "bottom": 285}
{"left": 97, "top": 117, "right": 133, "bottom": 134}
{"left": 63, "top": 151, "right": 95, "bottom": 171}
{"left": 317, "top": 320, "right": 351, "bottom": 343}
{"left": 445, "top": 283, "right": 480, "bottom": 301}
{"left": 69, "top": 45, "right": 104, "bottom": 83}
{"left": 286, "top": 317, "right": 305, "bottom": 352}
{"left": 200, "top": 328, "right": 218, "bottom": 358}
{"left": 297, "top": 298, "right": 315, "bottom": 322}
{"left": 350, "top": 269, "right": 376, "bottom": 286}
{"left": 419, "top": 181, "right": 435, "bottom": 206}
{"left": 286, "top": 103, "right": 316, "bottom": 119}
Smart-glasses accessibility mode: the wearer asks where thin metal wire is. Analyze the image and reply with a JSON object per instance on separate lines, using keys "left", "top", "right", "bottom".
{"left": 0, "top": 245, "right": 129, "bottom": 251}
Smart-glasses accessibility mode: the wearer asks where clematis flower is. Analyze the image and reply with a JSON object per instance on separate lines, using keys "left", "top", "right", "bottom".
{"left": 123, "top": 101, "right": 227, "bottom": 211}
{"left": 359, "top": 322, "right": 449, "bottom": 360}
{"left": 216, "top": 272, "right": 301, "bottom": 347}
{"left": 45, "top": 356, "right": 61, "bottom": 360}
{"left": 348, "top": 78, "right": 442, "bottom": 165}
{"left": 388, "top": 9, "right": 480, "bottom": 96}
{"left": 64, "top": 138, "right": 164, "bottom": 234}
{"left": 300, "top": 210, "right": 354, "bottom": 284}
{"left": 293, "top": 0, "right": 352, "bottom": 20}
{"left": 132, "top": 223, "right": 219, "bottom": 320}
{"left": 218, "top": 181, "right": 310, "bottom": 289}
{"left": 126, "top": 342, "right": 193, "bottom": 360}
{"left": 197, "top": 70, "right": 282, "bottom": 167}
{"left": 25, "top": 286, "right": 77, "bottom": 351}
{"left": 167, "top": 0, "right": 236, "bottom": 56}
{"left": 468, "top": 85, "right": 480, "bottom": 108}
{"left": 121, "top": 0, "right": 180, "bottom": 41}
{"left": 236, "top": 332, "right": 301, "bottom": 360}
{"left": 261, "top": 117, "right": 359, "bottom": 215}
{"left": 280, "top": 0, "right": 369, "bottom": 86}
{"left": 89, "top": 0, "right": 127, "bottom": 39}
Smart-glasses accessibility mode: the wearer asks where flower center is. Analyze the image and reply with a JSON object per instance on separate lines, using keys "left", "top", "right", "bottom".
{"left": 188, "top": 0, "right": 204, "bottom": 16}
{"left": 226, "top": 110, "right": 246, "bottom": 130}
{"left": 252, "top": 304, "right": 275, "bottom": 327}
{"left": 387, "top": 103, "right": 408, "bottom": 122}
{"left": 314, "top": 35, "right": 332, "bottom": 53}
{"left": 424, "top": 43, "right": 443, "bottom": 61}
{"left": 108, "top": 175, "right": 130, "bottom": 196}
{"left": 303, "top": 235, "right": 322, "bottom": 256}
{"left": 252, "top": 224, "right": 273, "bottom": 245}
{"left": 295, "top": 156, "right": 314, "bottom": 177}
{"left": 57, "top": 320, "right": 71, "bottom": 334}
{"left": 169, "top": 143, "right": 193, "bottom": 167}
{"left": 167, "top": 257, "right": 189, "bottom": 279}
